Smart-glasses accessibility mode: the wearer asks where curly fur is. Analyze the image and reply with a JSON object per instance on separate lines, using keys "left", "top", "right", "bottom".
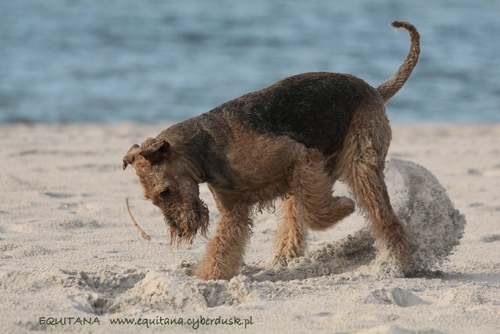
{"left": 123, "top": 21, "right": 420, "bottom": 280}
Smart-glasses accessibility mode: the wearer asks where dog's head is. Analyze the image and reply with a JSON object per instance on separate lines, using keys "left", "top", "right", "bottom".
{"left": 123, "top": 137, "right": 209, "bottom": 245}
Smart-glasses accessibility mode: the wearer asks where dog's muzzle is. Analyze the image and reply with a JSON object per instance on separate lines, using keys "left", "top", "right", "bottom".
{"left": 165, "top": 217, "right": 183, "bottom": 237}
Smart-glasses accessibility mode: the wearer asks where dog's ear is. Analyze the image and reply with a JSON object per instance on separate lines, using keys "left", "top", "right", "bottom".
{"left": 139, "top": 139, "right": 171, "bottom": 164}
{"left": 123, "top": 144, "right": 141, "bottom": 170}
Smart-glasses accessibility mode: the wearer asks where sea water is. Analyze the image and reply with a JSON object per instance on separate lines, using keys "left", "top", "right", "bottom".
{"left": 1, "top": 0, "right": 499, "bottom": 123}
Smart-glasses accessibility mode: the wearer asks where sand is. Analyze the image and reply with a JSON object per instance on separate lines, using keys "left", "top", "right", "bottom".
{"left": 0, "top": 123, "right": 499, "bottom": 334}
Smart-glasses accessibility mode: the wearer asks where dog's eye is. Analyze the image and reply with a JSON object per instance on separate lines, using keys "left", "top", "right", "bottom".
{"left": 158, "top": 188, "right": 170, "bottom": 201}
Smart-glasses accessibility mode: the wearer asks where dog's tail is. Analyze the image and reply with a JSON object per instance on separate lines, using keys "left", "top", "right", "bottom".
{"left": 376, "top": 21, "right": 420, "bottom": 103}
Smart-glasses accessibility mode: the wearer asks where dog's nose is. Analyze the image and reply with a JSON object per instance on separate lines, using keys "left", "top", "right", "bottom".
{"left": 177, "top": 228, "right": 183, "bottom": 238}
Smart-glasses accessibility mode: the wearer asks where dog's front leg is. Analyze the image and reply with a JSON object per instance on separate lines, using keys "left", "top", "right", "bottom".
{"left": 196, "top": 203, "right": 252, "bottom": 281}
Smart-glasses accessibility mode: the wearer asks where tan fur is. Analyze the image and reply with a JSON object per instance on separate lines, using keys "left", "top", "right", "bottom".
{"left": 123, "top": 21, "right": 420, "bottom": 280}
{"left": 196, "top": 204, "right": 252, "bottom": 280}
{"left": 377, "top": 21, "right": 420, "bottom": 103}
{"left": 338, "top": 97, "right": 410, "bottom": 271}
{"left": 290, "top": 151, "right": 356, "bottom": 231}
{"left": 275, "top": 195, "right": 308, "bottom": 260}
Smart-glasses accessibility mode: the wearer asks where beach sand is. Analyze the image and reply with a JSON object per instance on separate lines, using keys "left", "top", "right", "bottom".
{"left": 1, "top": 123, "right": 499, "bottom": 333}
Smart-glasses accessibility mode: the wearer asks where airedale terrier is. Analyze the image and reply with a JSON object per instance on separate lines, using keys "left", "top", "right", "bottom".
{"left": 123, "top": 21, "right": 420, "bottom": 280}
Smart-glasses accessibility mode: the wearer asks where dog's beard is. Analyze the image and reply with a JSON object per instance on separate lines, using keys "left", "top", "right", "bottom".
{"left": 164, "top": 198, "right": 209, "bottom": 246}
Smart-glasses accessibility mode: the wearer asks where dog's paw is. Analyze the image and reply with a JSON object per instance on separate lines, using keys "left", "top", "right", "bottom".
{"left": 195, "top": 259, "right": 239, "bottom": 281}
{"left": 333, "top": 196, "right": 356, "bottom": 212}
{"left": 195, "top": 267, "right": 223, "bottom": 281}
{"left": 268, "top": 254, "right": 291, "bottom": 269}
{"left": 372, "top": 253, "right": 406, "bottom": 278}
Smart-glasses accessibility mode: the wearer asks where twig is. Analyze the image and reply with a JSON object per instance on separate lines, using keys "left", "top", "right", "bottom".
{"left": 125, "top": 198, "right": 151, "bottom": 241}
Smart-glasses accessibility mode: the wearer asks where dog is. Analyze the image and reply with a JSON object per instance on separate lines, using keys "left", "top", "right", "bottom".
{"left": 123, "top": 21, "right": 420, "bottom": 280}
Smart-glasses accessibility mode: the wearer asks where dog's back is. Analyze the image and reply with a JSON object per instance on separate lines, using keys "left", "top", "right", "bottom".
{"left": 206, "top": 21, "right": 419, "bottom": 157}
{"left": 212, "top": 72, "right": 376, "bottom": 156}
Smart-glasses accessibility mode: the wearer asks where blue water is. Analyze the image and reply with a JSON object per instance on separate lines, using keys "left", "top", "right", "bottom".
{"left": 1, "top": 0, "right": 499, "bottom": 123}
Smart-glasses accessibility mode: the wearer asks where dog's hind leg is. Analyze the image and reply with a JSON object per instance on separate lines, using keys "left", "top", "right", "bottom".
{"left": 274, "top": 195, "right": 308, "bottom": 262}
{"left": 341, "top": 105, "right": 410, "bottom": 276}
{"left": 196, "top": 203, "right": 252, "bottom": 281}
{"left": 290, "top": 153, "right": 356, "bottom": 231}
